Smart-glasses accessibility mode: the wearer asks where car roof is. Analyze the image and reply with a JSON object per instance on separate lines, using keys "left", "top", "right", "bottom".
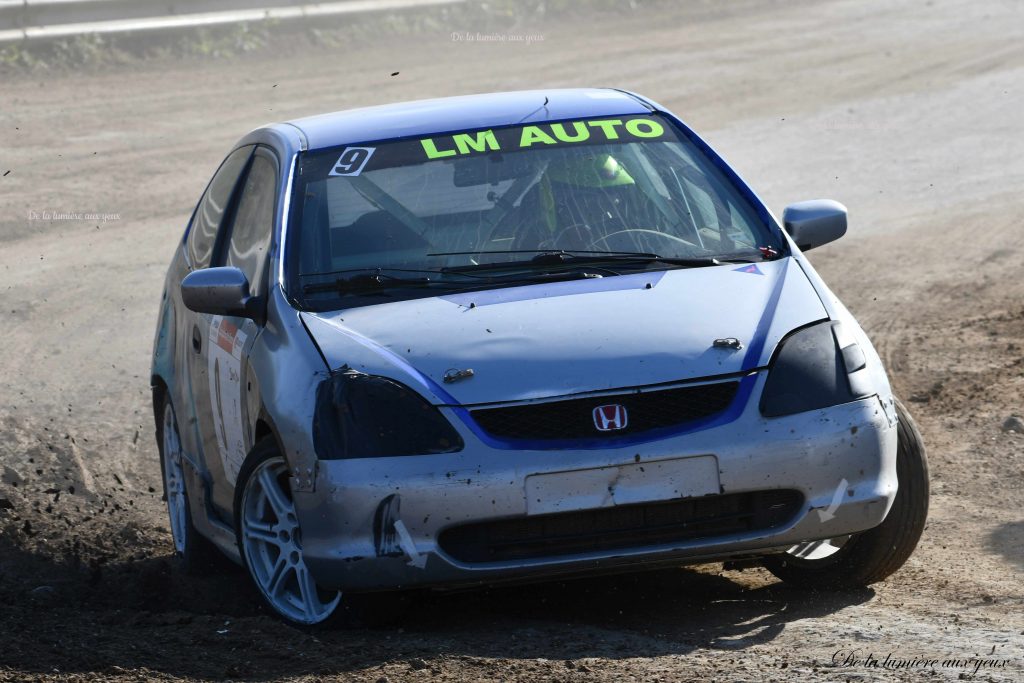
{"left": 283, "top": 88, "right": 654, "bottom": 151}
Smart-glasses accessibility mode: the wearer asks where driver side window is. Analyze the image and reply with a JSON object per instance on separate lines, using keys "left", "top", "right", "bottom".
{"left": 217, "top": 149, "right": 277, "bottom": 295}
{"left": 186, "top": 146, "right": 254, "bottom": 270}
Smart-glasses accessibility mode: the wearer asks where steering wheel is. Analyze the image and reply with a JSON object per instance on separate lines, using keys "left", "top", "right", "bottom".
{"left": 587, "top": 228, "right": 694, "bottom": 253}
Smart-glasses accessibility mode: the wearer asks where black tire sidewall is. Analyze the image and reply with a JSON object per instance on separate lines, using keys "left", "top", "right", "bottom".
{"left": 762, "top": 397, "right": 930, "bottom": 588}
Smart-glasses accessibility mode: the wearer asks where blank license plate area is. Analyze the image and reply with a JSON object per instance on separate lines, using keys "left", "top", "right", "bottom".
{"left": 525, "top": 456, "right": 720, "bottom": 515}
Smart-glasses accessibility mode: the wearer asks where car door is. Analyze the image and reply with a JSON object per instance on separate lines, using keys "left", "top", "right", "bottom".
{"left": 179, "top": 146, "right": 254, "bottom": 476}
{"left": 194, "top": 146, "right": 279, "bottom": 515}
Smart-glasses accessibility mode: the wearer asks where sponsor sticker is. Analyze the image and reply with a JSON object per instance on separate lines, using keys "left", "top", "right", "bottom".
{"left": 420, "top": 117, "right": 667, "bottom": 160}
{"left": 208, "top": 316, "right": 248, "bottom": 485}
{"left": 312, "top": 116, "right": 673, "bottom": 179}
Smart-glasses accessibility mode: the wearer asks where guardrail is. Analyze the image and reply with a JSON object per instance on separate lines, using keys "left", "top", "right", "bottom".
{"left": 0, "top": 0, "right": 463, "bottom": 42}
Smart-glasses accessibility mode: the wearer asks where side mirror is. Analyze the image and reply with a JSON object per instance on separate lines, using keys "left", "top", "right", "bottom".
{"left": 783, "top": 199, "right": 848, "bottom": 251}
{"left": 181, "top": 267, "right": 263, "bottom": 321}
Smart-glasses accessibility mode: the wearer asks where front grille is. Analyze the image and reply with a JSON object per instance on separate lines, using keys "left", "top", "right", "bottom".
{"left": 469, "top": 380, "right": 740, "bottom": 442}
{"left": 438, "top": 489, "right": 803, "bottom": 564}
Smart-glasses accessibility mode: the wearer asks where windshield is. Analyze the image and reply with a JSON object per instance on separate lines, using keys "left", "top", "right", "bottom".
{"left": 286, "top": 114, "right": 783, "bottom": 309}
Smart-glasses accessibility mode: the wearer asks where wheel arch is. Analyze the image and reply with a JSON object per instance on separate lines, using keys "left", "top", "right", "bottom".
{"left": 252, "top": 407, "right": 289, "bottom": 472}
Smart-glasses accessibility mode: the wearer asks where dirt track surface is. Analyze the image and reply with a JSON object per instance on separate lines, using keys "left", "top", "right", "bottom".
{"left": 1, "top": 0, "right": 1023, "bottom": 680}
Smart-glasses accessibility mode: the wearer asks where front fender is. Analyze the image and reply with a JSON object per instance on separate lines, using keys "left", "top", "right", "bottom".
{"left": 246, "top": 285, "right": 330, "bottom": 494}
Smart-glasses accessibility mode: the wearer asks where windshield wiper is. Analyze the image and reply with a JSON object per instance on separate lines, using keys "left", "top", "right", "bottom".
{"left": 529, "top": 251, "right": 725, "bottom": 267}
{"left": 302, "top": 272, "right": 438, "bottom": 295}
{"left": 437, "top": 250, "right": 728, "bottom": 273}
{"left": 302, "top": 268, "right": 605, "bottom": 296}
{"left": 431, "top": 249, "right": 642, "bottom": 258}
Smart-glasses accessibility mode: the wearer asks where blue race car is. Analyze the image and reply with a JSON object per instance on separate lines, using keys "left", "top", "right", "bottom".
{"left": 151, "top": 89, "right": 929, "bottom": 626}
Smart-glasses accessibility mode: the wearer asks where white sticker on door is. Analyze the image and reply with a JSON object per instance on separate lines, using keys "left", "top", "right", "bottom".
{"left": 208, "top": 315, "right": 248, "bottom": 486}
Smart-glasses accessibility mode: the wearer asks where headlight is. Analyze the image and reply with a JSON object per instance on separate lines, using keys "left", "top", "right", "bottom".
{"left": 313, "top": 371, "right": 464, "bottom": 459}
{"left": 760, "top": 320, "right": 873, "bottom": 417}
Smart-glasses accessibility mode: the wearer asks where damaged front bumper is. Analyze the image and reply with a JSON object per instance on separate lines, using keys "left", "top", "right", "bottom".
{"left": 295, "top": 385, "right": 898, "bottom": 593}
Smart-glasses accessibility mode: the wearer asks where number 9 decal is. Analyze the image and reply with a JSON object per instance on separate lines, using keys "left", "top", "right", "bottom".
{"left": 328, "top": 146, "right": 375, "bottom": 176}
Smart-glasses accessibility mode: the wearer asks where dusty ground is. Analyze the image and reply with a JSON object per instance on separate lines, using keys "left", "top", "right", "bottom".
{"left": 1, "top": 0, "right": 1023, "bottom": 680}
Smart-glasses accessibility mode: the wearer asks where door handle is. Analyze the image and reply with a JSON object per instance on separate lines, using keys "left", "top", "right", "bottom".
{"left": 192, "top": 325, "right": 202, "bottom": 353}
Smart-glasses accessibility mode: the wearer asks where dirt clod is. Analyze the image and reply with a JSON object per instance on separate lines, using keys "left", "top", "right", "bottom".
{"left": 1000, "top": 415, "right": 1024, "bottom": 433}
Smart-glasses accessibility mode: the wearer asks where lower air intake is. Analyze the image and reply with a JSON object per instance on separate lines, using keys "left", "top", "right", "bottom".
{"left": 438, "top": 489, "right": 803, "bottom": 563}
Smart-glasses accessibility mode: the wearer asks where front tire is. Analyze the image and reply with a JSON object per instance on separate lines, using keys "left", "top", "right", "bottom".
{"left": 157, "top": 396, "right": 220, "bottom": 574}
{"left": 761, "top": 398, "right": 929, "bottom": 589}
{"left": 235, "top": 438, "right": 342, "bottom": 627}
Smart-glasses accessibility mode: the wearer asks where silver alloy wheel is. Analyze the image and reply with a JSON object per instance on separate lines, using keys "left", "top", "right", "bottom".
{"left": 785, "top": 534, "right": 853, "bottom": 562}
{"left": 241, "top": 456, "right": 341, "bottom": 625}
{"left": 162, "top": 402, "right": 188, "bottom": 555}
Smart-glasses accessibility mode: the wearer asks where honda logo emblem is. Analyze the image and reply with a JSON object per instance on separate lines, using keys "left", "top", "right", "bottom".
{"left": 592, "top": 404, "right": 628, "bottom": 432}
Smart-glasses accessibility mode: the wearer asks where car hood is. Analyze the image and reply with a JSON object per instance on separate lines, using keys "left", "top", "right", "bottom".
{"left": 301, "top": 258, "right": 827, "bottom": 406}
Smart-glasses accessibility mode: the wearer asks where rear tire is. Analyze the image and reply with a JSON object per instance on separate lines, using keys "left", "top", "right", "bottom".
{"left": 761, "top": 398, "right": 929, "bottom": 589}
{"left": 157, "top": 396, "right": 221, "bottom": 575}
